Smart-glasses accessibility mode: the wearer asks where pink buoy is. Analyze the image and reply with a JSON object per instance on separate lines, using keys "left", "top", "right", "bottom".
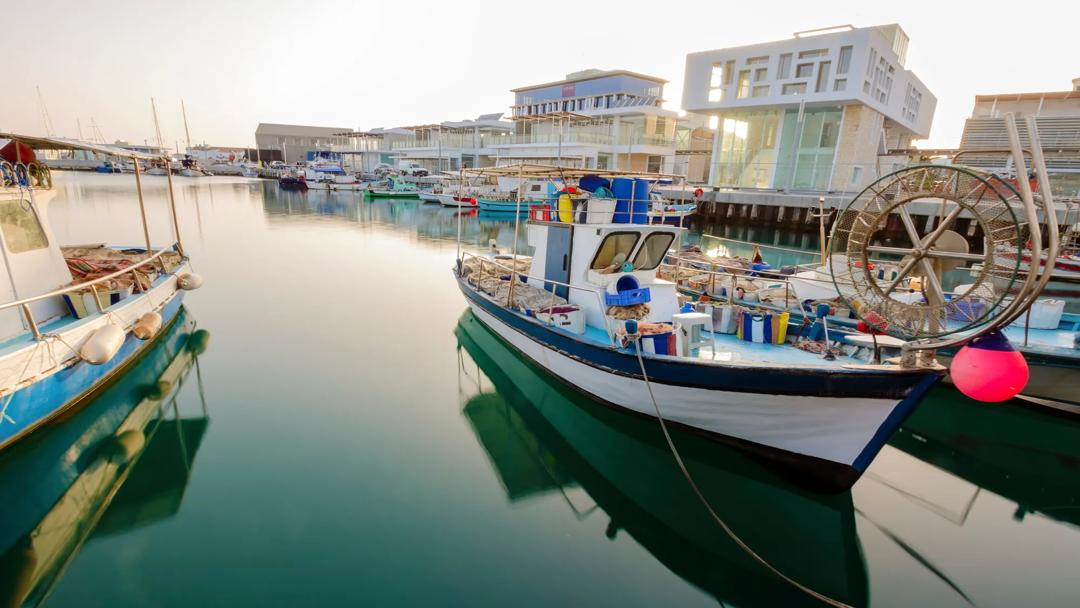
{"left": 950, "top": 330, "right": 1029, "bottom": 402}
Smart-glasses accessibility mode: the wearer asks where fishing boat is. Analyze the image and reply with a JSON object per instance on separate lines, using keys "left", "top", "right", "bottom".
{"left": 0, "top": 307, "right": 209, "bottom": 606}
{"left": 456, "top": 310, "right": 869, "bottom": 606}
{"left": 418, "top": 190, "right": 441, "bottom": 203}
{"left": 178, "top": 155, "right": 209, "bottom": 177}
{"left": 436, "top": 192, "right": 478, "bottom": 207}
{"left": 452, "top": 165, "right": 956, "bottom": 491}
{"left": 647, "top": 193, "right": 697, "bottom": 224}
{"left": 278, "top": 172, "right": 308, "bottom": 191}
{"left": 303, "top": 151, "right": 365, "bottom": 191}
{"left": 451, "top": 142, "right": 1060, "bottom": 490}
{"left": 477, "top": 197, "right": 530, "bottom": 213}
{"left": 0, "top": 133, "right": 202, "bottom": 451}
{"left": 365, "top": 176, "right": 420, "bottom": 199}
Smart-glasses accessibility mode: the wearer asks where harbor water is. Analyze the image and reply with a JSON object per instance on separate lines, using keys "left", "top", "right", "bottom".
{"left": 2, "top": 172, "right": 1078, "bottom": 607}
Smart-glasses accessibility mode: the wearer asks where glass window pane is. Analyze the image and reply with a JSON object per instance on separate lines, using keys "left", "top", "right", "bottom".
{"left": 778, "top": 54, "right": 792, "bottom": 79}
{"left": 736, "top": 71, "right": 751, "bottom": 99}
{"left": 633, "top": 232, "right": 675, "bottom": 270}
{"left": 816, "top": 61, "right": 831, "bottom": 93}
{"left": 0, "top": 198, "right": 48, "bottom": 253}
{"left": 591, "top": 233, "right": 640, "bottom": 270}
{"left": 837, "top": 46, "right": 852, "bottom": 74}
{"left": 795, "top": 63, "right": 813, "bottom": 78}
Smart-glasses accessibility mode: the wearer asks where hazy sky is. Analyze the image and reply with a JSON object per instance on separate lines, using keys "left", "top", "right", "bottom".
{"left": 3, "top": 0, "right": 1075, "bottom": 149}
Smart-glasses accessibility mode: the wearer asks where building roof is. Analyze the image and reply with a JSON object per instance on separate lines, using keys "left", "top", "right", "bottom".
{"left": 512, "top": 69, "right": 667, "bottom": 93}
{"left": 974, "top": 90, "right": 1080, "bottom": 102}
{"left": 255, "top": 123, "right": 352, "bottom": 136}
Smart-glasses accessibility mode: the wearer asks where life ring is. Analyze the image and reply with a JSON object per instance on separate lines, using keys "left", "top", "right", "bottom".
{"left": 693, "top": 187, "right": 704, "bottom": 198}
{"left": 13, "top": 163, "right": 28, "bottom": 187}
{"left": 557, "top": 193, "right": 574, "bottom": 223}
{"left": 0, "top": 162, "right": 14, "bottom": 187}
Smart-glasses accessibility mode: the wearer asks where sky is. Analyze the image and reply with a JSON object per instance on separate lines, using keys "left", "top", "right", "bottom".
{"left": 2, "top": 0, "right": 1076, "bottom": 150}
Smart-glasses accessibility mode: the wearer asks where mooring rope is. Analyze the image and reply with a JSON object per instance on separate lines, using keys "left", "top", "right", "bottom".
{"left": 630, "top": 336, "right": 852, "bottom": 608}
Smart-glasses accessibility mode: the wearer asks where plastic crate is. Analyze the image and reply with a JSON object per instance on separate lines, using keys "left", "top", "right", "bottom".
{"left": 604, "top": 287, "right": 651, "bottom": 307}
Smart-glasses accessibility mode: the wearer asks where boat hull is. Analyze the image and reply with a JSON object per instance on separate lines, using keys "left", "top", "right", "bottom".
{"left": 0, "top": 282, "right": 186, "bottom": 450}
{"left": 478, "top": 199, "right": 530, "bottom": 213}
{"left": 365, "top": 190, "right": 419, "bottom": 199}
{"left": 458, "top": 277, "right": 940, "bottom": 491}
{"left": 436, "top": 193, "right": 477, "bottom": 207}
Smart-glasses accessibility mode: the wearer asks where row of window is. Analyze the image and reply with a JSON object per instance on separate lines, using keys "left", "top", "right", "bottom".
{"left": 514, "top": 93, "right": 658, "bottom": 117}
{"left": 707, "top": 45, "right": 853, "bottom": 101}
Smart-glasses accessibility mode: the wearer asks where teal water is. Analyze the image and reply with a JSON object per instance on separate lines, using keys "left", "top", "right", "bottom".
{"left": 1, "top": 173, "right": 1078, "bottom": 607}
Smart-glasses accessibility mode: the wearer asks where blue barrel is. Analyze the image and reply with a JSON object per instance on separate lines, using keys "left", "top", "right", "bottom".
{"left": 611, "top": 177, "right": 633, "bottom": 223}
{"left": 631, "top": 178, "right": 650, "bottom": 224}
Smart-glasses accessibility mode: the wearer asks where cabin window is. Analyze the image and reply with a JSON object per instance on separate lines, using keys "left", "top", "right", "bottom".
{"left": 590, "top": 232, "right": 640, "bottom": 272}
{"left": 0, "top": 198, "right": 48, "bottom": 253}
{"left": 632, "top": 232, "right": 675, "bottom": 270}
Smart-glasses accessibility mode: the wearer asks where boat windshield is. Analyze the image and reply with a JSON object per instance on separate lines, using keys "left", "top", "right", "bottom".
{"left": 0, "top": 197, "right": 48, "bottom": 253}
{"left": 590, "top": 232, "right": 639, "bottom": 272}
{"left": 632, "top": 232, "right": 674, "bottom": 270}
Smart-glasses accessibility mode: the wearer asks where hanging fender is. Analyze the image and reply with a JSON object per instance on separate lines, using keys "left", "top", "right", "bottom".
{"left": 80, "top": 324, "right": 125, "bottom": 365}
{"left": 131, "top": 311, "right": 162, "bottom": 340}
{"left": 177, "top": 273, "right": 204, "bottom": 290}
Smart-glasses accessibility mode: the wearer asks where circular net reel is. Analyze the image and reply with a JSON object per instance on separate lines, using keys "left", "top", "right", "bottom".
{"left": 829, "top": 165, "right": 1025, "bottom": 341}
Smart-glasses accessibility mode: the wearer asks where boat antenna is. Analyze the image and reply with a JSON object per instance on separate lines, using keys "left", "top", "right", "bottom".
{"left": 76, "top": 118, "right": 84, "bottom": 141}
{"left": 36, "top": 86, "right": 55, "bottom": 137}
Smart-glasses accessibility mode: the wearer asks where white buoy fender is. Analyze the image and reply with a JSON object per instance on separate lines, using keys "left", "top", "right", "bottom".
{"left": 177, "top": 273, "right": 204, "bottom": 290}
{"left": 132, "top": 311, "right": 162, "bottom": 340}
{"left": 80, "top": 324, "right": 125, "bottom": 365}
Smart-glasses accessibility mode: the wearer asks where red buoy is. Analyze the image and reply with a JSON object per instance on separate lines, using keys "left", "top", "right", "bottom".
{"left": 950, "top": 330, "right": 1029, "bottom": 402}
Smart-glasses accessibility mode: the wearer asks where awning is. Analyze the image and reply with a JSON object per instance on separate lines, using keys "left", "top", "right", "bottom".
{"left": 0, "top": 132, "right": 165, "bottom": 161}
{"left": 461, "top": 162, "right": 678, "bottom": 180}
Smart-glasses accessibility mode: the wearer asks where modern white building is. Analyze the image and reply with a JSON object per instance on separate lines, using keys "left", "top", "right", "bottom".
{"left": 682, "top": 24, "right": 936, "bottom": 192}
{"left": 491, "top": 69, "right": 682, "bottom": 173}
{"left": 254, "top": 123, "right": 353, "bottom": 165}
{"left": 390, "top": 114, "right": 514, "bottom": 172}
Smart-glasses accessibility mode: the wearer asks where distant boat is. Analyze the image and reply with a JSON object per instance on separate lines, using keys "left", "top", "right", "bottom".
{"left": 278, "top": 173, "right": 308, "bottom": 191}
{"left": 366, "top": 176, "right": 420, "bottom": 198}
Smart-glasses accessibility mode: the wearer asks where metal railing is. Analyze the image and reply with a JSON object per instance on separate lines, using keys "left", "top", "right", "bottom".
{"left": 3, "top": 246, "right": 184, "bottom": 341}
{"left": 459, "top": 251, "right": 616, "bottom": 346}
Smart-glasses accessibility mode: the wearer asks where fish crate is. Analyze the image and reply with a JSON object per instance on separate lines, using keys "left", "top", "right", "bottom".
{"left": 604, "top": 287, "right": 651, "bottom": 307}
{"left": 535, "top": 305, "right": 585, "bottom": 334}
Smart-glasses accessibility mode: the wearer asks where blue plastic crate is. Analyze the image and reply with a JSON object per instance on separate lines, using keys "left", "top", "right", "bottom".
{"left": 605, "top": 287, "right": 651, "bottom": 307}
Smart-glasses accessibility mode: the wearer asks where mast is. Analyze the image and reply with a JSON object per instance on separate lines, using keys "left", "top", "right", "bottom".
{"left": 181, "top": 99, "right": 192, "bottom": 152}
{"left": 36, "top": 86, "right": 55, "bottom": 136}
{"left": 150, "top": 98, "right": 164, "bottom": 151}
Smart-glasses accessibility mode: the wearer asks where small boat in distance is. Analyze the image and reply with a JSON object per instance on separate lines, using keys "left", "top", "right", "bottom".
{"left": 278, "top": 172, "right": 308, "bottom": 191}
{"left": 366, "top": 176, "right": 420, "bottom": 198}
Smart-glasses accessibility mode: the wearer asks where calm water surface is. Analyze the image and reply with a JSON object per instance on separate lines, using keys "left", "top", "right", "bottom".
{"left": 2, "top": 173, "right": 1079, "bottom": 607}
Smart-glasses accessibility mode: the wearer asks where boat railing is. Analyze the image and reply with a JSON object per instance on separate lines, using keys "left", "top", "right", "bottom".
{"left": 2, "top": 244, "right": 184, "bottom": 341}
{"left": 660, "top": 258, "right": 805, "bottom": 311}
{"left": 459, "top": 251, "right": 617, "bottom": 346}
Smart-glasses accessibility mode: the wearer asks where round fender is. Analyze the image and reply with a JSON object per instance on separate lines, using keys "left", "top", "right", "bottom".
{"left": 177, "top": 273, "right": 204, "bottom": 290}
{"left": 80, "top": 324, "right": 125, "bottom": 365}
{"left": 693, "top": 187, "right": 704, "bottom": 198}
{"left": 131, "top": 311, "right": 162, "bottom": 340}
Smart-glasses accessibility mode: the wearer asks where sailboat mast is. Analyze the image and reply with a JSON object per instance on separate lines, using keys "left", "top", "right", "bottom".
{"left": 36, "top": 85, "right": 55, "bottom": 136}
{"left": 181, "top": 99, "right": 192, "bottom": 152}
{"left": 151, "top": 97, "right": 164, "bottom": 150}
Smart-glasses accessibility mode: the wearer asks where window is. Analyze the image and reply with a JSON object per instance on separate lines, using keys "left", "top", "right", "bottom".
{"left": 591, "top": 233, "right": 640, "bottom": 271}
{"left": 851, "top": 166, "right": 863, "bottom": 185}
{"left": 863, "top": 80, "right": 871, "bottom": 93}
{"left": 833, "top": 79, "right": 847, "bottom": 91}
{"left": 710, "top": 64, "right": 725, "bottom": 87}
{"left": 708, "top": 63, "right": 727, "bottom": 102}
{"left": 819, "top": 120, "right": 838, "bottom": 147}
{"left": 754, "top": 67, "right": 768, "bottom": 82}
{"left": 746, "top": 55, "right": 769, "bottom": 65}
{"left": 724, "top": 61, "right": 735, "bottom": 85}
{"left": 632, "top": 232, "right": 675, "bottom": 270}
{"left": 0, "top": 198, "right": 48, "bottom": 253}
{"left": 815, "top": 61, "right": 831, "bottom": 93}
{"left": 799, "top": 49, "right": 827, "bottom": 59}
{"left": 795, "top": 63, "right": 813, "bottom": 78}
{"left": 837, "top": 46, "right": 852, "bottom": 74}
{"left": 736, "top": 70, "right": 751, "bottom": 99}
{"left": 782, "top": 83, "right": 806, "bottom": 96}
{"left": 752, "top": 85, "right": 770, "bottom": 97}
{"left": 708, "top": 88, "right": 725, "bottom": 102}
{"left": 647, "top": 155, "right": 663, "bottom": 173}
{"left": 778, "top": 53, "right": 792, "bottom": 79}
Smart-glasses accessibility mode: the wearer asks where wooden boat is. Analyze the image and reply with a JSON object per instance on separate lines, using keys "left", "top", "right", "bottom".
{"left": 454, "top": 165, "right": 947, "bottom": 492}
{"left": 0, "top": 133, "right": 201, "bottom": 451}
{"left": 435, "top": 192, "right": 478, "bottom": 207}
{"left": 365, "top": 176, "right": 420, "bottom": 199}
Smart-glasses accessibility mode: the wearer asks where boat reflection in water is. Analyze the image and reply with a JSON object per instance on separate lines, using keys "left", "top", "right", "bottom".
{"left": 455, "top": 310, "right": 868, "bottom": 607}
{"left": 0, "top": 307, "right": 210, "bottom": 607}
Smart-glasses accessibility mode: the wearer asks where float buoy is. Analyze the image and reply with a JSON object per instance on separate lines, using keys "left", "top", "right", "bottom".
{"left": 557, "top": 193, "right": 574, "bottom": 223}
{"left": 693, "top": 187, "right": 704, "bottom": 198}
{"left": 951, "top": 330, "right": 1029, "bottom": 402}
{"left": 80, "top": 324, "right": 125, "bottom": 364}
{"left": 177, "top": 273, "right": 204, "bottom": 290}
{"left": 131, "top": 311, "right": 162, "bottom": 340}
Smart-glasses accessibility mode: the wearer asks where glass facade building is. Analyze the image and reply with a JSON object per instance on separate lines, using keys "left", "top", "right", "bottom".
{"left": 711, "top": 108, "right": 841, "bottom": 190}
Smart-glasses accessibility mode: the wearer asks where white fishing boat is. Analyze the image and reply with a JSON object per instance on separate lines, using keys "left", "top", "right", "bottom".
{"left": 435, "top": 192, "right": 478, "bottom": 207}
{"left": 451, "top": 152, "right": 1054, "bottom": 491}
{"left": 303, "top": 151, "right": 365, "bottom": 190}
{"left": 0, "top": 133, "right": 203, "bottom": 451}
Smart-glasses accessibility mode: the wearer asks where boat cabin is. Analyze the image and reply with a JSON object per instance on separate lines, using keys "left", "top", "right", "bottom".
{"left": 525, "top": 219, "right": 682, "bottom": 332}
